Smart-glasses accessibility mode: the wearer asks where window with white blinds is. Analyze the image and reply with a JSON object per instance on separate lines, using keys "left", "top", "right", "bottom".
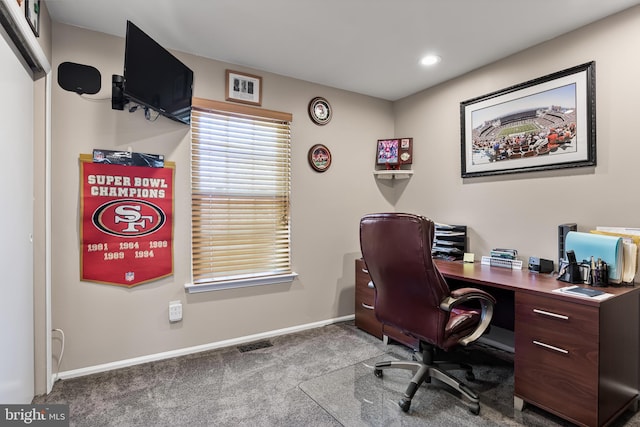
{"left": 189, "top": 98, "right": 295, "bottom": 291}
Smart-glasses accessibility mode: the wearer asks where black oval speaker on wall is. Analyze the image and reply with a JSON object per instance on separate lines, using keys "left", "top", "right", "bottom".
{"left": 57, "top": 62, "right": 101, "bottom": 95}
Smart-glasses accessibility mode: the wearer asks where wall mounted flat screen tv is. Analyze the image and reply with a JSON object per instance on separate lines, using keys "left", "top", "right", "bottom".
{"left": 124, "top": 21, "right": 194, "bottom": 125}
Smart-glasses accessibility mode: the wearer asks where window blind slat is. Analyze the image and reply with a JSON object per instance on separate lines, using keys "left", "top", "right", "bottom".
{"left": 191, "top": 103, "right": 292, "bottom": 285}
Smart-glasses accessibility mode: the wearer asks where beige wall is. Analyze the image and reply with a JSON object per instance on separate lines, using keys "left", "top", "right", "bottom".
{"left": 50, "top": 23, "right": 395, "bottom": 372}
{"left": 394, "top": 6, "right": 640, "bottom": 266}
{"left": 49, "top": 5, "right": 640, "bottom": 373}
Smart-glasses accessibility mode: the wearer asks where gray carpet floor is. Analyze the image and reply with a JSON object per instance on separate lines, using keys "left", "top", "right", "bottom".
{"left": 33, "top": 321, "right": 640, "bottom": 426}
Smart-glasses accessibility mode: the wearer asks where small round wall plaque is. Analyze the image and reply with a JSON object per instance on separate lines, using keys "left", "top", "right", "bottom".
{"left": 308, "top": 97, "right": 332, "bottom": 125}
{"left": 308, "top": 144, "right": 332, "bottom": 172}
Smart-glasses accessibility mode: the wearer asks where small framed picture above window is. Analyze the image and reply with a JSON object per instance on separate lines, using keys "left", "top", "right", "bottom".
{"left": 225, "top": 70, "right": 262, "bottom": 106}
{"left": 25, "top": 0, "right": 40, "bottom": 37}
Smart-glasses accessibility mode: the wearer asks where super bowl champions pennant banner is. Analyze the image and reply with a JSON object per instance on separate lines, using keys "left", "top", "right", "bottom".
{"left": 79, "top": 155, "right": 174, "bottom": 287}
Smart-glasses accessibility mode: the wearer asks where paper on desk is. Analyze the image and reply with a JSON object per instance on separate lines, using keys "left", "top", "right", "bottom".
{"left": 435, "top": 231, "right": 465, "bottom": 236}
{"left": 622, "top": 241, "right": 638, "bottom": 283}
{"left": 595, "top": 227, "right": 640, "bottom": 237}
{"left": 552, "top": 286, "right": 614, "bottom": 301}
{"left": 433, "top": 246, "right": 463, "bottom": 254}
{"left": 593, "top": 227, "right": 639, "bottom": 283}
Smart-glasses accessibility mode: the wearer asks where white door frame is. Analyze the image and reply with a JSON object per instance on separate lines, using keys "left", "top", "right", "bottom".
{"left": 0, "top": 0, "right": 52, "bottom": 396}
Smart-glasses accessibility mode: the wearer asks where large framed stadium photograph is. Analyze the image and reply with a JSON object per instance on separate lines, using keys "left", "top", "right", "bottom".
{"left": 460, "top": 62, "right": 595, "bottom": 178}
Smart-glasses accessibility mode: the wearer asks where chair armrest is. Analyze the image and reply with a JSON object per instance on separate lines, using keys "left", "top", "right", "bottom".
{"left": 440, "top": 287, "right": 496, "bottom": 346}
{"left": 446, "top": 287, "right": 496, "bottom": 307}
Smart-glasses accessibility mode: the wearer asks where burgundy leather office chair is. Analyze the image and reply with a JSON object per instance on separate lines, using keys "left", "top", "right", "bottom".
{"left": 359, "top": 213, "right": 496, "bottom": 415}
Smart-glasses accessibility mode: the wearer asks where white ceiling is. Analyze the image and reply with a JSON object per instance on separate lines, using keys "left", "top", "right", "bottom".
{"left": 46, "top": 0, "right": 640, "bottom": 101}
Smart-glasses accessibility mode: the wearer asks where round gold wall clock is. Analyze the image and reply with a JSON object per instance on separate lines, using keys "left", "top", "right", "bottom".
{"left": 308, "top": 144, "right": 332, "bottom": 172}
{"left": 308, "top": 97, "right": 332, "bottom": 125}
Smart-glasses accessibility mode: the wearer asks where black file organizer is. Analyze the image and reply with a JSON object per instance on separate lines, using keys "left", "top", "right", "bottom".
{"left": 432, "top": 224, "right": 467, "bottom": 261}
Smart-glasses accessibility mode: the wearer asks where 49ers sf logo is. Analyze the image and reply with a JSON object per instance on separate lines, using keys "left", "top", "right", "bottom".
{"left": 92, "top": 199, "right": 166, "bottom": 237}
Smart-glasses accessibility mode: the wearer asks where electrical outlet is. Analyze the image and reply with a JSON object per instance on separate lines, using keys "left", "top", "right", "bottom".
{"left": 169, "top": 300, "right": 182, "bottom": 322}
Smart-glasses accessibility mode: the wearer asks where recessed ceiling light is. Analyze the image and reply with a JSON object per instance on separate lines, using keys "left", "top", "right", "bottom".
{"left": 420, "top": 55, "right": 441, "bottom": 66}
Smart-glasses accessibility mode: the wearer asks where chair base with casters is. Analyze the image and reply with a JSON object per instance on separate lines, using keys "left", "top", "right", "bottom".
{"left": 373, "top": 341, "right": 481, "bottom": 415}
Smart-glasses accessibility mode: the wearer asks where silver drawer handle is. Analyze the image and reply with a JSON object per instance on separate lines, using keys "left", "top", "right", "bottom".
{"left": 533, "top": 308, "right": 569, "bottom": 320}
{"left": 362, "top": 268, "right": 369, "bottom": 274}
{"left": 361, "top": 303, "right": 374, "bottom": 310}
{"left": 533, "top": 340, "right": 569, "bottom": 354}
{"left": 367, "top": 281, "right": 375, "bottom": 289}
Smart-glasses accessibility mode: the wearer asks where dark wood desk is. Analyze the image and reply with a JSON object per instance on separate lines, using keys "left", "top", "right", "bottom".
{"left": 436, "top": 260, "right": 640, "bottom": 427}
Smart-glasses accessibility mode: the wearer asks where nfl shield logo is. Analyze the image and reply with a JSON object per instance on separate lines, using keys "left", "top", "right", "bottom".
{"left": 125, "top": 272, "right": 135, "bottom": 282}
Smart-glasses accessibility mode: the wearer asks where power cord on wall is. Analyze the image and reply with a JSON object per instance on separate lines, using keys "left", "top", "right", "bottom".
{"left": 128, "top": 103, "right": 161, "bottom": 121}
{"left": 51, "top": 328, "right": 65, "bottom": 383}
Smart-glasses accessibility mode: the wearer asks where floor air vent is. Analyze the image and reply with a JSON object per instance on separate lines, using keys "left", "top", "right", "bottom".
{"left": 237, "top": 340, "right": 273, "bottom": 353}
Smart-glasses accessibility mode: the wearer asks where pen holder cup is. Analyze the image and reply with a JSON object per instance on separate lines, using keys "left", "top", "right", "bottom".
{"left": 591, "top": 268, "right": 608, "bottom": 287}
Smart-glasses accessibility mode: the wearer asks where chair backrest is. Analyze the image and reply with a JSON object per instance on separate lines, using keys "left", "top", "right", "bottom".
{"left": 359, "top": 213, "right": 450, "bottom": 346}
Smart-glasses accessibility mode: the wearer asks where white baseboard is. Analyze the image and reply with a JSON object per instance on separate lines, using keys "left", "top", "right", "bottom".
{"left": 53, "top": 314, "right": 355, "bottom": 382}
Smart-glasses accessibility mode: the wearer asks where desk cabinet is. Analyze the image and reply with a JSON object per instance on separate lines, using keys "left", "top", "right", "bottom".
{"left": 355, "top": 259, "right": 418, "bottom": 349}
{"left": 436, "top": 259, "right": 639, "bottom": 427}
{"left": 355, "top": 258, "right": 382, "bottom": 339}
{"left": 515, "top": 292, "right": 638, "bottom": 427}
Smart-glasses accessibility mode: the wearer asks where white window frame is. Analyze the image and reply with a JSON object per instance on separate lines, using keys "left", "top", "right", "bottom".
{"left": 186, "top": 98, "right": 296, "bottom": 293}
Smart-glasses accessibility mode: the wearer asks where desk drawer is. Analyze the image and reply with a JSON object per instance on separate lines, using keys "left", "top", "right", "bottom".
{"left": 355, "top": 299, "right": 383, "bottom": 339}
{"left": 356, "top": 281, "right": 374, "bottom": 307}
{"left": 355, "top": 259, "right": 371, "bottom": 288}
{"left": 516, "top": 293, "right": 598, "bottom": 355}
{"left": 517, "top": 292, "right": 598, "bottom": 335}
{"left": 515, "top": 293, "right": 599, "bottom": 426}
{"left": 355, "top": 259, "right": 382, "bottom": 339}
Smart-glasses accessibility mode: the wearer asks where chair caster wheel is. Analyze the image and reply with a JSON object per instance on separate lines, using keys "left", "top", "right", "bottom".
{"left": 399, "top": 398, "right": 411, "bottom": 412}
{"left": 465, "top": 371, "right": 475, "bottom": 381}
{"left": 469, "top": 403, "right": 480, "bottom": 415}
{"left": 374, "top": 369, "right": 383, "bottom": 378}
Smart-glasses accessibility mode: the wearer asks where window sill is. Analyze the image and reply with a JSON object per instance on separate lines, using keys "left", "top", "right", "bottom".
{"left": 184, "top": 273, "right": 298, "bottom": 293}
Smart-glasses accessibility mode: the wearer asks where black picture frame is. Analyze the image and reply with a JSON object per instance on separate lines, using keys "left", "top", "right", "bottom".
{"left": 25, "top": 0, "right": 40, "bottom": 37}
{"left": 460, "top": 62, "right": 596, "bottom": 178}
